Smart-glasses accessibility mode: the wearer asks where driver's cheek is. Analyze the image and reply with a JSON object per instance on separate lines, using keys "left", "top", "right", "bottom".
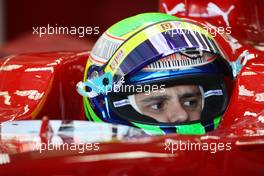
{"left": 164, "top": 100, "right": 189, "bottom": 123}
{"left": 184, "top": 107, "right": 201, "bottom": 121}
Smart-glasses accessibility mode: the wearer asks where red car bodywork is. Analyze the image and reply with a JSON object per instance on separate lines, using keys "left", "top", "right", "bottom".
{"left": 0, "top": 0, "right": 264, "bottom": 175}
{"left": 0, "top": 51, "right": 88, "bottom": 122}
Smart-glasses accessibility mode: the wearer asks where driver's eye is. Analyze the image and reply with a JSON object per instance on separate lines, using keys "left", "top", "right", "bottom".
{"left": 150, "top": 102, "right": 165, "bottom": 110}
{"left": 182, "top": 98, "right": 199, "bottom": 109}
{"left": 147, "top": 100, "right": 167, "bottom": 112}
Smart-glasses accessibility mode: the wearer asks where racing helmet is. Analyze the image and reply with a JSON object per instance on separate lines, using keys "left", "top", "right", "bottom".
{"left": 77, "top": 13, "right": 233, "bottom": 135}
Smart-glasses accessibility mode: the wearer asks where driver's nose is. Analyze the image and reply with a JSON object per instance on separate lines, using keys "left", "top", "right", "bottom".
{"left": 165, "top": 100, "right": 188, "bottom": 123}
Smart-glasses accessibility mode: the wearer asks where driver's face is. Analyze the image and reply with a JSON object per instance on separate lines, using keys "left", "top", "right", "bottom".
{"left": 134, "top": 85, "right": 202, "bottom": 123}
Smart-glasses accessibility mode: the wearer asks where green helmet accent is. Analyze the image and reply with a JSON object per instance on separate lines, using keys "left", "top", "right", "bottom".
{"left": 83, "top": 97, "right": 103, "bottom": 122}
{"left": 131, "top": 122, "right": 166, "bottom": 135}
{"left": 132, "top": 116, "right": 222, "bottom": 135}
{"left": 176, "top": 123, "right": 206, "bottom": 135}
{"left": 213, "top": 115, "right": 221, "bottom": 129}
{"left": 107, "top": 13, "right": 180, "bottom": 38}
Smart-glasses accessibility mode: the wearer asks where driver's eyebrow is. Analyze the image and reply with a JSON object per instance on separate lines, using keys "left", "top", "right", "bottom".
{"left": 140, "top": 95, "right": 171, "bottom": 103}
{"left": 179, "top": 92, "right": 201, "bottom": 99}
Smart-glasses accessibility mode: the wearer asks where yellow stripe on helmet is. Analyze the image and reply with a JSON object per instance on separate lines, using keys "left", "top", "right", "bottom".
{"left": 104, "top": 21, "right": 212, "bottom": 75}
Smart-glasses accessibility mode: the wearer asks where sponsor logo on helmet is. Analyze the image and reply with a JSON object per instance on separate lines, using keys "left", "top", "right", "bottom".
{"left": 110, "top": 49, "right": 125, "bottom": 71}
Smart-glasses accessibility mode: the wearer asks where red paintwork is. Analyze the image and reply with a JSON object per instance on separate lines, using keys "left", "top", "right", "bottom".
{"left": 0, "top": 1, "right": 264, "bottom": 175}
{"left": 159, "top": 0, "right": 264, "bottom": 49}
{"left": 0, "top": 51, "right": 88, "bottom": 122}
